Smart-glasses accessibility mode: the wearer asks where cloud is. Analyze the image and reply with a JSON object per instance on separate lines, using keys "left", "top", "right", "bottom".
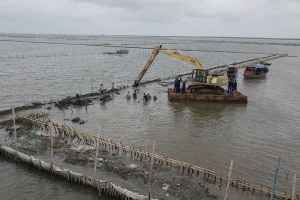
{"left": 0, "top": 0, "right": 299, "bottom": 37}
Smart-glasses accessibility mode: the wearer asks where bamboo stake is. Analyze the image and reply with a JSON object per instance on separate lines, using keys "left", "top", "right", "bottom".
{"left": 271, "top": 157, "right": 281, "bottom": 200}
{"left": 224, "top": 160, "right": 233, "bottom": 200}
{"left": 51, "top": 127, "right": 54, "bottom": 164}
{"left": 292, "top": 172, "right": 296, "bottom": 200}
{"left": 148, "top": 141, "right": 155, "bottom": 200}
{"left": 93, "top": 125, "right": 101, "bottom": 187}
{"left": 12, "top": 108, "right": 17, "bottom": 159}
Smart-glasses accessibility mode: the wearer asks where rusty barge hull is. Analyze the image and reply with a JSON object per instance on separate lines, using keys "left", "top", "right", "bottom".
{"left": 168, "top": 89, "right": 248, "bottom": 103}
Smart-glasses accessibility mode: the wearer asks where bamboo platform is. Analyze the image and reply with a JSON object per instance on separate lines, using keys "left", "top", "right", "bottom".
{"left": 15, "top": 114, "right": 299, "bottom": 200}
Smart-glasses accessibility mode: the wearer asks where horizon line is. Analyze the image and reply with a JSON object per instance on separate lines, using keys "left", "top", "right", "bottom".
{"left": 0, "top": 32, "right": 300, "bottom": 41}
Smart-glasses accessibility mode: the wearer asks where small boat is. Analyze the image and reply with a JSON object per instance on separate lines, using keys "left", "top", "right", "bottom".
{"left": 227, "top": 65, "right": 238, "bottom": 79}
{"left": 243, "top": 64, "right": 269, "bottom": 79}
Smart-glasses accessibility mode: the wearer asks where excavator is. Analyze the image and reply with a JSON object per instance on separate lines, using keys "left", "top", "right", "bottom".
{"left": 133, "top": 45, "right": 228, "bottom": 94}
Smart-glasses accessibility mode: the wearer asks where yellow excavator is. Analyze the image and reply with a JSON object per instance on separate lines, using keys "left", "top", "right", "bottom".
{"left": 133, "top": 45, "right": 228, "bottom": 94}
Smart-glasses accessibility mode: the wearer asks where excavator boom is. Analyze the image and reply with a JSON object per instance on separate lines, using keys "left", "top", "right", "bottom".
{"left": 133, "top": 45, "right": 203, "bottom": 87}
{"left": 158, "top": 49, "right": 203, "bottom": 69}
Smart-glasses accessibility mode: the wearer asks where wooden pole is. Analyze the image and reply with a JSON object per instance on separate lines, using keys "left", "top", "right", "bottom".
{"left": 12, "top": 108, "right": 17, "bottom": 158}
{"left": 271, "top": 157, "right": 281, "bottom": 200}
{"left": 32, "top": 113, "right": 40, "bottom": 159}
{"left": 292, "top": 172, "right": 296, "bottom": 200}
{"left": 51, "top": 128, "right": 54, "bottom": 164}
{"left": 93, "top": 125, "right": 101, "bottom": 186}
{"left": 148, "top": 141, "right": 155, "bottom": 200}
{"left": 224, "top": 160, "right": 233, "bottom": 200}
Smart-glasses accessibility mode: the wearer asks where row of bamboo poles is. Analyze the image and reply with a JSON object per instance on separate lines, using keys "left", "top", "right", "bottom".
{"left": 17, "top": 114, "right": 298, "bottom": 200}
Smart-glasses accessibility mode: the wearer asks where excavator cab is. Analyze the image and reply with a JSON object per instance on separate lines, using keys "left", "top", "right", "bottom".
{"left": 192, "top": 69, "right": 209, "bottom": 83}
{"left": 189, "top": 69, "right": 227, "bottom": 94}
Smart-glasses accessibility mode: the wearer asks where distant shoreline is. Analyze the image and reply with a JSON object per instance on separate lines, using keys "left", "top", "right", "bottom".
{"left": 0, "top": 32, "right": 299, "bottom": 40}
{"left": 1, "top": 33, "right": 299, "bottom": 48}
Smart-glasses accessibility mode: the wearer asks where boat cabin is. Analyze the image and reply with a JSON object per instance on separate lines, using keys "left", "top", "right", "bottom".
{"left": 243, "top": 64, "right": 269, "bottom": 78}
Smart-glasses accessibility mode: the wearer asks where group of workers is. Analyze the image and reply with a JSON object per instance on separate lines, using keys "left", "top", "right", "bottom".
{"left": 174, "top": 78, "right": 186, "bottom": 94}
{"left": 100, "top": 83, "right": 157, "bottom": 102}
{"left": 125, "top": 90, "right": 157, "bottom": 102}
{"left": 228, "top": 79, "right": 237, "bottom": 93}
{"left": 101, "top": 79, "right": 237, "bottom": 99}
{"left": 126, "top": 91, "right": 137, "bottom": 100}
{"left": 99, "top": 83, "right": 116, "bottom": 94}
{"left": 143, "top": 93, "right": 151, "bottom": 101}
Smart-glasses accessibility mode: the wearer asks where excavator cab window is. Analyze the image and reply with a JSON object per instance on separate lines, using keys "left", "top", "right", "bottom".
{"left": 192, "top": 69, "right": 208, "bottom": 83}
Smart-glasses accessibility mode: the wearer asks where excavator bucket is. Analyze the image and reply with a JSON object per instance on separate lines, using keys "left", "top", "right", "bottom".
{"left": 133, "top": 80, "right": 139, "bottom": 87}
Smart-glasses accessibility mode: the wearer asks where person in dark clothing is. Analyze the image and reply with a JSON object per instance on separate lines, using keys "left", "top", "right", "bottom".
{"left": 182, "top": 81, "right": 186, "bottom": 94}
{"left": 111, "top": 83, "right": 115, "bottom": 93}
{"left": 228, "top": 79, "right": 233, "bottom": 93}
{"left": 176, "top": 78, "right": 181, "bottom": 93}
{"left": 147, "top": 93, "right": 151, "bottom": 100}
{"left": 133, "top": 90, "right": 137, "bottom": 99}
{"left": 233, "top": 80, "right": 237, "bottom": 91}
{"left": 174, "top": 78, "right": 178, "bottom": 92}
{"left": 143, "top": 93, "right": 148, "bottom": 101}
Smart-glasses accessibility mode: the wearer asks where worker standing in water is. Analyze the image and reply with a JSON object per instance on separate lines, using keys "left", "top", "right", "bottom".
{"left": 126, "top": 91, "right": 131, "bottom": 100}
{"left": 133, "top": 90, "right": 137, "bottom": 99}
{"left": 111, "top": 83, "right": 114, "bottom": 93}
{"left": 143, "top": 93, "right": 148, "bottom": 101}
{"left": 99, "top": 84, "right": 104, "bottom": 94}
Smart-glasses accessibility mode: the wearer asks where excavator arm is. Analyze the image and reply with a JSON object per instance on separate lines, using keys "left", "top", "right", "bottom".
{"left": 133, "top": 45, "right": 204, "bottom": 87}
{"left": 133, "top": 45, "right": 162, "bottom": 87}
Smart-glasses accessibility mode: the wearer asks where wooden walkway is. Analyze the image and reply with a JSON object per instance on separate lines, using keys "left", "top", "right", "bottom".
{"left": 207, "top": 54, "right": 288, "bottom": 71}
{"left": 17, "top": 114, "right": 298, "bottom": 200}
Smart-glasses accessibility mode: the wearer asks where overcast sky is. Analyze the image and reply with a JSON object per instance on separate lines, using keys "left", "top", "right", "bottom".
{"left": 0, "top": 0, "right": 299, "bottom": 38}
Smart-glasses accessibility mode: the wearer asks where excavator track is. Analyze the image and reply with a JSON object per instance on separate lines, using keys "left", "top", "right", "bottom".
{"left": 188, "top": 85, "right": 224, "bottom": 94}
